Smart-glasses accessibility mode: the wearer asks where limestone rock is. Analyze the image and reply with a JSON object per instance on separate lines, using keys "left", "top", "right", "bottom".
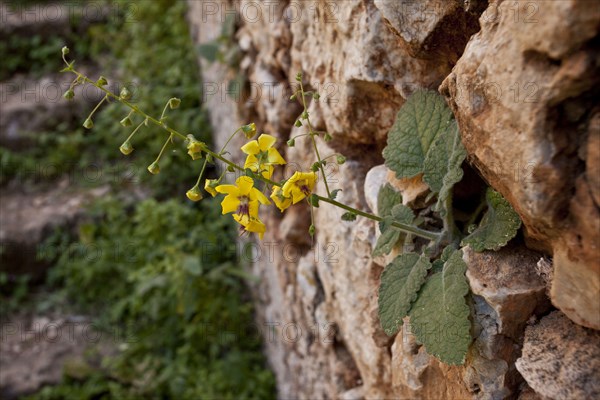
{"left": 516, "top": 311, "right": 600, "bottom": 399}
{"left": 375, "top": 0, "right": 480, "bottom": 62}
{"left": 441, "top": 0, "right": 600, "bottom": 329}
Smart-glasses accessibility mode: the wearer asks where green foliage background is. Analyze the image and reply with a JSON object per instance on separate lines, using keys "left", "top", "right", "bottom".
{"left": 1, "top": 0, "right": 275, "bottom": 398}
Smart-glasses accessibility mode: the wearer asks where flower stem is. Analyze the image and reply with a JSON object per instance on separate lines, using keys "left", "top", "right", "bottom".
{"left": 299, "top": 80, "right": 332, "bottom": 198}
{"left": 315, "top": 195, "right": 441, "bottom": 241}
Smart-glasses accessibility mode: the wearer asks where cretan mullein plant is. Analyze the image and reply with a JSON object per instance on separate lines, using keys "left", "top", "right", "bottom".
{"left": 60, "top": 47, "right": 440, "bottom": 242}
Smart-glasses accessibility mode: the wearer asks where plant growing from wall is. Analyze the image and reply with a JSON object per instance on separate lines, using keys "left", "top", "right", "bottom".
{"left": 60, "top": 48, "right": 521, "bottom": 365}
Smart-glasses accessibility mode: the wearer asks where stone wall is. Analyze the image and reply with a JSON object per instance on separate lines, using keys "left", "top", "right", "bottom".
{"left": 188, "top": 1, "right": 600, "bottom": 398}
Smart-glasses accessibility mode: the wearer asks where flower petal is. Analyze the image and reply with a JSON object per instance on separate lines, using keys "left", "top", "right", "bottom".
{"left": 215, "top": 184, "right": 238, "bottom": 195}
{"left": 236, "top": 176, "right": 254, "bottom": 194}
{"left": 252, "top": 188, "right": 271, "bottom": 205}
{"left": 257, "top": 134, "right": 276, "bottom": 150}
{"left": 221, "top": 194, "right": 239, "bottom": 214}
{"left": 241, "top": 140, "right": 260, "bottom": 155}
{"left": 243, "top": 154, "right": 259, "bottom": 171}
{"left": 267, "top": 148, "right": 286, "bottom": 165}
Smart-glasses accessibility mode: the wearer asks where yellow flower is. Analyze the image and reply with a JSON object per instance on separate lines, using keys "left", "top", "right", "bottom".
{"left": 215, "top": 176, "right": 270, "bottom": 225}
{"left": 282, "top": 171, "right": 317, "bottom": 204}
{"left": 236, "top": 215, "right": 266, "bottom": 240}
{"left": 241, "top": 134, "right": 286, "bottom": 179}
{"left": 270, "top": 186, "right": 292, "bottom": 212}
{"left": 204, "top": 179, "right": 219, "bottom": 197}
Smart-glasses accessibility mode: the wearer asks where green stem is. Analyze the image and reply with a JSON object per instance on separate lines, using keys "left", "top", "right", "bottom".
{"left": 195, "top": 158, "right": 209, "bottom": 187}
{"left": 219, "top": 128, "right": 242, "bottom": 155}
{"left": 315, "top": 195, "right": 441, "bottom": 241}
{"left": 153, "top": 133, "right": 173, "bottom": 163}
{"left": 68, "top": 68, "right": 442, "bottom": 242}
{"left": 442, "top": 193, "right": 457, "bottom": 243}
{"left": 299, "top": 80, "right": 332, "bottom": 198}
{"left": 125, "top": 120, "right": 145, "bottom": 143}
{"left": 87, "top": 94, "right": 108, "bottom": 120}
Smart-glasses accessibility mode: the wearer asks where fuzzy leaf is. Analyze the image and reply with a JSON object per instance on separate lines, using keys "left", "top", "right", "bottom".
{"left": 423, "top": 120, "right": 466, "bottom": 215}
{"left": 373, "top": 205, "right": 414, "bottom": 257}
{"left": 461, "top": 188, "right": 522, "bottom": 251}
{"left": 383, "top": 90, "right": 454, "bottom": 179}
{"left": 409, "top": 249, "right": 471, "bottom": 365}
{"left": 378, "top": 253, "right": 432, "bottom": 335}
{"left": 373, "top": 228, "right": 402, "bottom": 258}
{"left": 377, "top": 184, "right": 402, "bottom": 217}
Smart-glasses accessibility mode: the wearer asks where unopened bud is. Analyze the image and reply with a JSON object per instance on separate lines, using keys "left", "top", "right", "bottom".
{"left": 290, "top": 94, "right": 297, "bottom": 101}
{"left": 295, "top": 120, "right": 302, "bottom": 127}
{"left": 241, "top": 123, "right": 257, "bottom": 139}
{"left": 96, "top": 76, "right": 108, "bottom": 86}
{"left": 313, "top": 92, "right": 320, "bottom": 100}
{"left": 61, "top": 46, "right": 69, "bottom": 56}
{"left": 168, "top": 97, "right": 181, "bottom": 109}
{"left": 119, "top": 141, "right": 134, "bottom": 155}
{"left": 83, "top": 118, "right": 93, "bottom": 129}
{"left": 309, "top": 224, "right": 316, "bottom": 236}
{"left": 186, "top": 186, "right": 202, "bottom": 202}
{"left": 147, "top": 162, "right": 160, "bottom": 175}
{"left": 120, "top": 116, "right": 132, "bottom": 127}
{"left": 120, "top": 87, "right": 132, "bottom": 100}
{"left": 287, "top": 138, "right": 295, "bottom": 147}
{"left": 324, "top": 133, "right": 333, "bottom": 142}
{"left": 63, "top": 89, "right": 75, "bottom": 100}
{"left": 336, "top": 155, "right": 346, "bottom": 165}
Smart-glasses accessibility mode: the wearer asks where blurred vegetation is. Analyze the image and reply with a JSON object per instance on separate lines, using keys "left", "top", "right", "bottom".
{"left": 31, "top": 198, "right": 274, "bottom": 399}
{"left": 1, "top": 0, "right": 275, "bottom": 398}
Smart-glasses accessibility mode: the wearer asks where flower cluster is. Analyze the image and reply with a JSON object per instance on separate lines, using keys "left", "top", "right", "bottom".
{"left": 199, "top": 132, "right": 317, "bottom": 239}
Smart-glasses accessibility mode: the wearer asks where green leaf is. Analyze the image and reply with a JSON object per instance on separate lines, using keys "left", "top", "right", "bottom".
{"left": 373, "top": 228, "right": 401, "bottom": 257}
{"left": 373, "top": 205, "right": 414, "bottom": 257}
{"left": 341, "top": 212, "right": 357, "bottom": 221}
{"left": 423, "top": 120, "right": 466, "bottom": 215}
{"left": 409, "top": 249, "right": 471, "bottom": 365}
{"left": 391, "top": 204, "right": 414, "bottom": 224}
{"left": 378, "top": 253, "right": 431, "bottom": 335}
{"left": 461, "top": 188, "right": 522, "bottom": 251}
{"left": 377, "top": 184, "right": 402, "bottom": 217}
{"left": 383, "top": 90, "right": 454, "bottom": 179}
{"left": 329, "top": 189, "right": 342, "bottom": 200}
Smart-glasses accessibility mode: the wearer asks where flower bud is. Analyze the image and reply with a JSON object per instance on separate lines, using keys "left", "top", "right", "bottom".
{"left": 168, "top": 97, "right": 181, "bottom": 109}
{"left": 186, "top": 135, "right": 205, "bottom": 160}
{"left": 294, "top": 120, "right": 302, "bottom": 127}
{"left": 119, "top": 141, "right": 134, "bottom": 155}
{"left": 336, "top": 155, "right": 346, "bottom": 165}
{"left": 309, "top": 224, "right": 316, "bottom": 236}
{"left": 295, "top": 72, "right": 302, "bottom": 82}
{"left": 147, "top": 162, "right": 160, "bottom": 175}
{"left": 301, "top": 111, "right": 309, "bottom": 120}
{"left": 313, "top": 92, "right": 320, "bottom": 100}
{"left": 287, "top": 138, "right": 295, "bottom": 147}
{"left": 186, "top": 186, "right": 203, "bottom": 202}
{"left": 204, "top": 179, "right": 219, "bottom": 197}
{"left": 120, "top": 116, "right": 132, "bottom": 127}
{"left": 290, "top": 94, "right": 297, "bottom": 101}
{"left": 311, "top": 162, "right": 320, "bottom": 172}
{"left": 83, "top": 118, "right": 93, "bottom": 129}
{"left": 61, "top": 46, "right": 69, "bottom": 56}
{"left": 324, "top": 133, "right": 333, "bottom": 142}
{"left": 241, "top": 123, "right": 257, "bottom": 139}
{"left": 96, "top": 76, "right": 108, "bottom": 86}
{"left": 63, "top": 89, "right": 75, "bottom": 100}
{"left": 227, "top": 165, "right": 235, "bottom": 172}
{"left": 120, "top": 87, "right": 132, "bottom": 100}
